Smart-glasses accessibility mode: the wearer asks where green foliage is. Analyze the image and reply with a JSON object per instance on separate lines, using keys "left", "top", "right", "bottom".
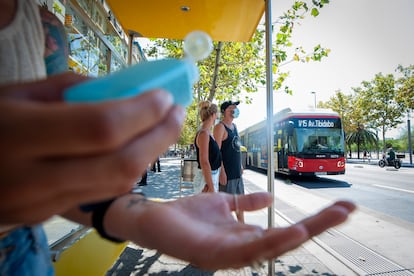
{"left": 311, "top": 8, "right": 320, "bottom": 16}
{"left": 271, "top": 0, "right": 331, "bottom": 94}
{"left": 395, "top": 64, "right": 414, "bottom": 111}
{"left": 319, "top": 90, "right": 353, "bottom": 133}
{"left": 355, "top": 73, "right": 404, "bottom": 151}
{"left": 394, "top": 127, "right": 414, "bottom": 152}
{"left": 322, "top": 65, "right": 414, "bottom": 155}
{"left": 320, "top": 90, "right": 378, "bottom": 155}
{"left": 53, "top": 2, "right": 63, "bottom": 16}
{"left": 346, "top": 124, "right": 378, "bottom": 158}
{"left": 142, "top": 0, "right": 332, "bottom": 145}
{"left": 145, "top": 32, "right": 265, "bottom": 105}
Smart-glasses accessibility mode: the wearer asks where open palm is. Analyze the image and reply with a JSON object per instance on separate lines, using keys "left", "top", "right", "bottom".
{"left": 127, "top": 192, "right": 355, "bottom": 270}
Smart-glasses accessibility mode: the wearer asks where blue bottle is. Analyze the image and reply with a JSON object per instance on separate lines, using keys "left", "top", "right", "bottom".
{"left": 64, "top": 31, "right": 212, "bottom": 107}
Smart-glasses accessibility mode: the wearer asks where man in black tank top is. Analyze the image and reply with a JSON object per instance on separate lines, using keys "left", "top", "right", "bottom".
{"left": 213, "top": 100, "right": 245, "bottom": 223}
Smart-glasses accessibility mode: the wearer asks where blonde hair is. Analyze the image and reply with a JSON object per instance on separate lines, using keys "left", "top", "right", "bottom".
{"left": 199, "top": 101, "right": 218, "bottom": 122}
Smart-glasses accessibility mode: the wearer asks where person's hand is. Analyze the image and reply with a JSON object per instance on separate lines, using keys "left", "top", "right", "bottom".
{"left": 201, "top": 184, "right": 215, "bottom": 193}
{"left": 0, "top": 72, "right": 185, "bottom": 224}
{"left": 219, "top": 168, "right": 227, "bottom": 185}
{"left": 106, "top": 192, "right": 356, "bottom": 270}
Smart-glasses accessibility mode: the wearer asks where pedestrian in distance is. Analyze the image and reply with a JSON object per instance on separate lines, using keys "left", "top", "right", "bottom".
{"left": 151, "top": 156, "right": 161, "bottom": 172}
{"left": 138, "top": 168, "right": 148, "bottom": 186}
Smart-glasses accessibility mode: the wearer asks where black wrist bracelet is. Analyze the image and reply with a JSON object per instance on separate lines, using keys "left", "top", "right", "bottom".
{"left": 91, "top": 199, "right": 125, "bottom": 243}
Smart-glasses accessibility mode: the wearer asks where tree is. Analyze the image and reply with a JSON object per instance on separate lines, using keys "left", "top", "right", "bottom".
{"left": 319, "top": 90, "right": 353, "bottom": 153}
{"left": 395, "top": 64, "right": 414, "bottom": 112}
{"left": 143, "top": 0, "right": 332, "bottom": 145}
{"left": 345, "top": 123, "right": 378, "bottom": 159}
{"left": 320, "top": 90, "right": 379, "bottom": 157}
{"left": 395, "top": 127, "right": 414, "bottom": 152}
{"left": 145, "top": 34, "right": 266, "bottom": 144}
{"left": 354, "top": 73, "right": 404, "bottom": 152}
{"left": 319, "top": 90, "right": 353, "bottom": 132}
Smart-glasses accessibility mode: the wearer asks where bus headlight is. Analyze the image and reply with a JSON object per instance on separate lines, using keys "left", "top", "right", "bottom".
{"left": 337, "top": 160, "right": 345, "bottom": 167}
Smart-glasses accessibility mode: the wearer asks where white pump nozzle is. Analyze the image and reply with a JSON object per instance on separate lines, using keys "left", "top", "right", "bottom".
{"left": 183, "top": 31, "right": 213, "bottom": 62}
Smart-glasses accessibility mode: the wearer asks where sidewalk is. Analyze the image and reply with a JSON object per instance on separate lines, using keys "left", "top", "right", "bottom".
{"left": 107, "top": 158, "right": 356, "bottom": 276}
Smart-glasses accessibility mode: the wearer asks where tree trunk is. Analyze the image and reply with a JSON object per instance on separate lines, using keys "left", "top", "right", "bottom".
{"left": 357, "top": 136, "right": 360, "bottom": 159}
{"left": 208, "top": 42, "right": 222, "bottom": 102}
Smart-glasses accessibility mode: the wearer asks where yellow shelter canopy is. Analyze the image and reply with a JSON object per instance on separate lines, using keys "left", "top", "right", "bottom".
{"left": 106, "top": 0, "right": 264, "bottom": 42}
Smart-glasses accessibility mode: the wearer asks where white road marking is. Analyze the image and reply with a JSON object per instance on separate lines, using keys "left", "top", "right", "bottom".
{"left": 373, "top": 184, "right": 414, "bottom": 194}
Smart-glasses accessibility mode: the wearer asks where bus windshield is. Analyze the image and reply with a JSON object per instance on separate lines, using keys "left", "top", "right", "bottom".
{"left": 295, "top": 127, "right": 344, "bottom": 154}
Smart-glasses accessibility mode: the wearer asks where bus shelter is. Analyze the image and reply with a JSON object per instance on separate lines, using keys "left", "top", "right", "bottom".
{"left": 55, "top": 1, "right": 277, "bottom": 275}
{"left": 106, "top": 0, "right": 277, "bottom": 274}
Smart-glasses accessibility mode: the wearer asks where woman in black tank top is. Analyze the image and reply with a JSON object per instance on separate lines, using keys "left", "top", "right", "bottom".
{"left": 194, "top": 101, "right": 222, "bottom": 193}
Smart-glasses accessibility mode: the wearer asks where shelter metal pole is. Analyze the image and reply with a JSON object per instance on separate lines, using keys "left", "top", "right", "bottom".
{"left": 127, "top": 30, "right": 141, "bottom": 65}
{"left": 128, "top": 33, "right": 133, "bottom": 65}
{"left": 265, "top": 0, "right": 275, "bottom": 275}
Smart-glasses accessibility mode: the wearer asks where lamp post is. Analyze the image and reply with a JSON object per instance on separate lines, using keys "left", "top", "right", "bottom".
{"left": 408, "top": 111, "right": 412, "bottom": 164}
{"left": 311, "top": 91, "right": 316, "bottom": 108}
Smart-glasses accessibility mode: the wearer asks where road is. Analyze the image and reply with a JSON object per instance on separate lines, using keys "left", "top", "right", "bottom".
{"left": 291, "top": 163, "right": 414, "bottom": 223}
{"left": 243, "top": 163, "right": 414, "bottom": 273}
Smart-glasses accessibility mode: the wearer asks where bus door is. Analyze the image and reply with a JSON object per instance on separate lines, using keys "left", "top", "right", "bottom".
{"left": 280, "top": 122, "right": 294, "bottom": 172}
{"left": 282, "top": 131, "right": 289, "bottom": 170}
{"left": 275, "top": 130, "right": 282, "bottom": 171}
{"left": 276, "top": 129, "right": 288, "bottom": 172}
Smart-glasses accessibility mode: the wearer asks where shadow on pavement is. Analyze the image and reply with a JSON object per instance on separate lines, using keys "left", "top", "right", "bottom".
{"left": 108, "top": 246, "right": 215, "bottom": 276}
{"left": 293, "top": 177, "right": 352, "bottom": 189}
{"left": 108, "top": 158, "right": 340, "bottom": 275}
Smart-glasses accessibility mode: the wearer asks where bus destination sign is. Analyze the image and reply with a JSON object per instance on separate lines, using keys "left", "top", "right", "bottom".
{"left": 296, "top": 118, "right": 339, "bottom": 128}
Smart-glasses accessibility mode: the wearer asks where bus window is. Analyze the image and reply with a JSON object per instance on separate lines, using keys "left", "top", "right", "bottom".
{"left": 287, "top": 121, "right": 294, "bottom": 135}
{"left": 318, "top": 136, "right": 328, "bottom": 147}
{"left": 298, "top": 129, "right": 344, "bottom": 153}
{"left": 288, "top": 133, "right": 297, "bottom": 153}
{"left": 302, "top": 135, "right": 318, "bottom": 151}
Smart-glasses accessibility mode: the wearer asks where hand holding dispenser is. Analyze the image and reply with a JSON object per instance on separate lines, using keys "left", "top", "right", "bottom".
{"left": 64, "top": 31, "right": 213, "bottom": 107}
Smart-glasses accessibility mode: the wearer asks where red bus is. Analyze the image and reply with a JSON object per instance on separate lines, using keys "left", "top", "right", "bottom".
{"left": 240, "top": 108, "right": 346, "bottom": 176}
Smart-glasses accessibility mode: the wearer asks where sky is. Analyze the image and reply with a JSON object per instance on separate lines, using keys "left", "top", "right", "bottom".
{"left": 236, "top": 0, "right": 414, "bottom": 138}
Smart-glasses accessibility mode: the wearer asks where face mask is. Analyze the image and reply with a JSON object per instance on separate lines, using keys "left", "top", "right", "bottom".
{"left": 232, "top": 108, "right": 240, "bottom": 118}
